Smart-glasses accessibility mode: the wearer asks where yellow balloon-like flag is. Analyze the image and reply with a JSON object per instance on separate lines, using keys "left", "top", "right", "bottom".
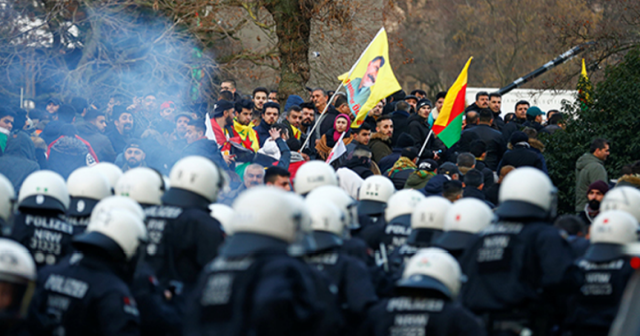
{"left": 338, "top": 28, "right": 402, "bottom": 128}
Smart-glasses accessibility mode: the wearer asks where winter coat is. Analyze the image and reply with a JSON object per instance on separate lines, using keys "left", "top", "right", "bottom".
{"left": 0, "top": 132, "right": 40, "bottom": 190}
{"left": 181, "top": 138, "right": 227, "bottom": 170}
{"left": 527, "top": 138, "right": 548, "bottom": 174}
{"left": 368, "top": 132, "right": 393, "bottom": 164}
{"left": 106, "top": 128, "right": 130, "bottom": 156}
{"left": 403, "top": 170, "right": 436, "bottom": 190}
{"left": 497, "top": 143, "right": 544, "bottom": 173}
{"left": 344, "top": 156, "right": 375, "bottom": 179}
{"left": 421, "top": 175, "right": 451, "bottom": 196}
{"left": 390, "top": 110, "right": 410, "bottom": 146}
{"left": 463, "top": 124, "right": 506, "bottom": 171}
{"left": 616, "top": 174, "right": 640, "bottom": 190}
{"left": 253, "top": 121, "right": 273, "bottom": 148}
{"left": 407, "top": 114, "right": 430, "bottom": 146}
{"left": 47, "top": 136, "right": 97, "bottom": 179}
{"left": 575, "top": 152, "right": 607, "bottom": 212}
{"left": 377, "top": 148, "right": 402, "bottom": 174}
{"left": 76, "top": 122, "right": 117, "bottom": 163}
{"left": 385, "top": 157, "right": 417, "bottom": 190}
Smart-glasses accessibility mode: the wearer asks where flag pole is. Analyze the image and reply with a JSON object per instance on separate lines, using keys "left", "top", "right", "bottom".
{"left": 417, "top": 130, "right": 434, "bottom": 158}
{"left": 300, "top": 82, "right": 344, "bottom": 151}
{"left": 300, "top": 27, "right": 387, "bottom": 151}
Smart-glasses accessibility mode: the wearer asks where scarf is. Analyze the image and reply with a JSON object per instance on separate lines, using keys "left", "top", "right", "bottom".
{"left": 333, "top": 114, "right": 352, "bottom": 142}
{"left": 387, "top": 157, "right": 417, "bottom": 177}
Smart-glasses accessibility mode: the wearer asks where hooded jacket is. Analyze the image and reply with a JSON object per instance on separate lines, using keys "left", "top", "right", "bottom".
{"left": 47, "top": 136, "right": 97, "bottom": 179}
{"left": 617, "top": 174, "right": 640, "bottom": 190}
{"left": 404, "top": 170, "right": 436, "bottom": 190}
{"left": 368, "top": 132, "right": 393, "bottom": 164}
{"left": 76, "top": 122, "right": 117, "bottom": 163}
{"left": 575, "top": 153, "right": 608, "bottom": 211}
{"left": 0, "top": 132, "right": 40, "bottom": 190}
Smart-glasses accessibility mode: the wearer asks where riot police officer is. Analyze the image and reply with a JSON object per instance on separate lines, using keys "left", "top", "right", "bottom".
{"left": 115, "top": 167, "right": 166, "bottom": 208}
{"left": 359, "top": 248, "right": 487, "bottom": 336}
{"left": 433, "top": 198, "right": 493, "bottom": 260}
{"left": 362, "top": 190, "right": 425, "bottom": 271}
{"left": 27, "top": 209, "right": 147, "bottom": 336}
{"left": 294, "top": 160, "right": 339, "bottom": 196}
{"left": 11, "top": 171, "right": 74, "bottom": 268}
{"left": 66, "top": 167, "right": 111, "bottom": 234}
{"left": 460, "top": 167, "right": 577, "bottom": 335}
{"left": 209, "top": 204, "right": 235, "bottom": 236}
{"left": 601, "top": 186, "right": 640, "bottom": 223}
{"left": 0, "top": 238, "right": 36, "bottom": 335}
{"left": 0, "top": 174, "right": 15, "bottom": 236}
{"left": 357, "top": 175, "right": 395, "bottom": 230}
{"left": 388, "top": 196, "right": 452, "bottom": 275}
{"left": 91, "top": 162, "right": 123, "bottom": 193}
{"left": 303, "top": 200, "right": 378, "bottom": 334}
{"left": 144, "top": 156, "right": 225, "bottom": 291}
{"left": 185, "top": 187, "right": 325, "bottom": 336}
{"left": 563, "top": 210, "right": 638, "bottom": 336}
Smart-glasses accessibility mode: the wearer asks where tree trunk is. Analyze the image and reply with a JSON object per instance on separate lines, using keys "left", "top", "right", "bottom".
{"left": 264, "top": 0, "right": 311, "bottom": 103}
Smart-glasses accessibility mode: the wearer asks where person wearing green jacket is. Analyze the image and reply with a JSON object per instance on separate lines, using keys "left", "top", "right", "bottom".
{"left": 575, "top": 138, "right": 610, "bottom": 212}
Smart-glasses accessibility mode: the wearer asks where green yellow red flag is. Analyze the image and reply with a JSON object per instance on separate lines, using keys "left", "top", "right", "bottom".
{"left": 432, "top": 57, "right": 473, "bottom": 148}
{"left": 338, "top": 28, "right": 402, "bottom": 128}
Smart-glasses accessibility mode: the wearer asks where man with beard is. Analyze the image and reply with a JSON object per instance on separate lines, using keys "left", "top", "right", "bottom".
{"left": 209, "top": 100, "right": 235, "bottom": 146}
{"left": 121, "top": 140, "right": 147, "bottom": 172}
{"left": 76, "top": 109, "right": 117, "bottom": 163}
{"left": 252, "top": 87, "right": 269, "bottom": 125}
{"left": 253, "top": 101, "right": 280, "bottom": 147}
{"left": 231, "top": 99, "right": 259, "bottom": 152}
{"left": 299, "top": 102, "right": 316, "bottom": 135}
{"left": 283, "top": 105, "right": 303, "bottom": 141}
{"left": 579, "top": 180, "right": 609, "bottom": 225}
{"left": 106, "top": 106, "right": 134, "bottom": 156}
{"left": 182, "top": 119, "right": 227, "bottom": 169}
{"left": 170, "top": 113, "right": 191, "bottom": 150}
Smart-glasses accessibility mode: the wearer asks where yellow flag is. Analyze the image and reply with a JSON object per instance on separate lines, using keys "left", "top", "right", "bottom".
{"left": 338, "top": 28, "right": 401, "bottom": 127}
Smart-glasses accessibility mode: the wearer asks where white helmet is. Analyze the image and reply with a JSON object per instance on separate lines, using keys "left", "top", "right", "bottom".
{"left": 397, "top": 247, "right": 463, "bottom": 298}
{"left": 0, "top": 173, "right": 15, "bottom": 222}
{"left": 305, "top": 185, "right": 358, "bottom": 229}
{"left": 411, "top": 196, "right": 452, "bottom": 230}
{"left": 90, "top": 196, "right": 146, "bottom": 223}
{"left": 358, "top": 175, "right": 395, "bottom": 216}
{"left": 92, "top": 162, "right": 123, "bottom": 192}
{"left": 18, "top": 170, "right": 69, "bottom": 213}
{"left": 586, "top": 210, "right": 639, "bottom": 263}
{"left": 115, "top": 167, "right": 165, "bottom": 205}
{"left": 77, "top": 209, "right": 148, "bottom": 261}
{"left": 231, "top": 187, "right": 306, "bottom": 244}
{"left": 306, "top": 200, "right": 344, "bottom": 251}
{"left": 168, "top": 156, "right": 224, "bottom": 202}
{"left": 0, "top": 238, "right": 36, "bottom": 319}
{"left": 436, "top": 198, "right": 493, "bottom": 252}
{"left": 601, "top": 186, "right": 640, "bottom": 223}
{"left": 294, "top": 161, "right": 338, "bottom": 195}
{"left": 496, "top": 167, "right": 557, "bottom": 220}
{"left": 385, "top": 189, "right": 426, "bottom": 222}
{"left": 67, "top": 167, "right": 111, "bottom": 217}
{"left": 209, "top": 203, "right": 235, "bottom": 235}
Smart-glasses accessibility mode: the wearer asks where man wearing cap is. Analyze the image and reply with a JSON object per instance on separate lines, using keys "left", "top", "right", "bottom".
{"left": 421, "top": 162, "right": 460, "bottom": 196}
{"left": 159, "top": 101, "right": 176, "bottom": 121}
{"left": 404, "top": 159, "right": 438, "bottom": 190}
{"left": 523, "top": 106, "right": 547, "bottom": 133}
{"left": 404, "top": 94, "right": 418, "bottom": 114}
{"left": 579, "top": 180, "right": 609, "bottom": 225}
{"left": 45, "top": 98, "right": 61, "bottom": 117}
{"left": 120, "top": 140, "right": 147, "bottom": 172}
{"left": 408, "top": 99, "right": 432, "bottom": 145}
{"left": 209, "top": 100, "right": 235, "bottom": 146}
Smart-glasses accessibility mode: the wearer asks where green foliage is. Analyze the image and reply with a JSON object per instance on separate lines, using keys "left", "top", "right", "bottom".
{"left": 544, "top": 46, "right": 640, "bottom": 214}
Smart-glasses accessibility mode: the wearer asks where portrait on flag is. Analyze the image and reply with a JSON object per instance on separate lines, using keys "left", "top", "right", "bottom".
{"left": 339, "top": 28, "right": 401, "bottom": 128}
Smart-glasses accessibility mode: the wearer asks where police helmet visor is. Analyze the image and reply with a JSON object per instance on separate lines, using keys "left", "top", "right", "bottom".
{"left": 68, "top": 197, "right": 101, "bottom": 217}
{"left": 433, "top": 231, "right": 476, "bottom": 251}
{"left": 18, "top": 195, "right": 66, "bottom": 214}
{"left": 584, "top": 243, "right": 625, "bottom": 263}
{"left": 357, "top": 200, "right": 386, "bottom": 216}
{"left": 396, "top": 274, "right": 453, "bottom": 298}
{"left": 220, "top": 232, "right": 290, "bottom": 258}
{"left": 0, "top": 281, "right": 33, "bottom": 321}
{"left": 309, "top": 231, "right": 343, "bottom": 253}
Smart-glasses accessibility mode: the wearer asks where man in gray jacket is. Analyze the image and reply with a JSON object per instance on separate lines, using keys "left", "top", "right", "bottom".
{"left": 575, "top": 138, "right": 610, "bottom": 211}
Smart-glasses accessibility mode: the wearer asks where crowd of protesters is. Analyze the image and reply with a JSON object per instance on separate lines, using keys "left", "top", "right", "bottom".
{"left": 0, "top": 80, "right": 639, "bottom": 336}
